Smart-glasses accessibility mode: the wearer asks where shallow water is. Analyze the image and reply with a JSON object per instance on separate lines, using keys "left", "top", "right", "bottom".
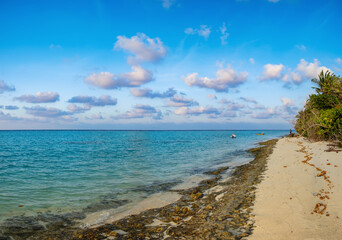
{"left": 0, "top": 130, "right": 287, "bottom": 223}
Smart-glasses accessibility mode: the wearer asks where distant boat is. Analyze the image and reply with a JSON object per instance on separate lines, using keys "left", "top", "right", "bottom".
{"left": 256, "top": 133, "right": 264, "bottom": 135}
{"left": 231, "top": 134, "right": 236, "bottom": 138}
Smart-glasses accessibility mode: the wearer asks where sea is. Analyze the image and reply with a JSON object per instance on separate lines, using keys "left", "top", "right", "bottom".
{"left": 0, "top": 130, "right": 287, "bottom": 229}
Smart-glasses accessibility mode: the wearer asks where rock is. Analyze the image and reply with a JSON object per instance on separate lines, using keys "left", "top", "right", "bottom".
{"left": 190, "top": 192, "right": 203, "bottom": 201}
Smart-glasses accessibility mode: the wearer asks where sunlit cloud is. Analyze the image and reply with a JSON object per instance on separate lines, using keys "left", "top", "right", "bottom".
{"left": 185, "top": 25, "right": 211, "bottom": 40}
{"left": 174, "top": 106, "right": 221, "bottom": 116}
{"left": 68, "top": 95, "right": 117, "bottom": 107}
{"left": 261, "top": 64, "right": 285, "bottom": 81}
{"left": 24, "top": 106, "right": 71, "bottom": 118}
{"left": 167, "top": 95, "right": 199, "bottom": 107}
{"left": 130, "top": 87, "right": 176, "bottom": 98}
{"left": 114, "top": 33, "right": 166, "bottom": 64}
{"left": 14, "top": 91, "right": 59, "bottom": 103}
{"left": 115, "top": 104, "right": 162, "bottom": 120}
{"left": 183, "top": 64, "right": 248, "bottom": 92}
{"left": 208, "top": 94, "right": 217, "bottom": 99}
{"left": 296, "top": 59, "right": 331, "bottom": 80}
{"left": 84, "top": 65, "right": 153, "bottom": 89}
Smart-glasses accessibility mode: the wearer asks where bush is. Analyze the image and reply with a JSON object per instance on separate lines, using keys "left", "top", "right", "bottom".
{"left": 294, "top": 70, "right": 342, "bottom": 142}
{"left": 317, "top": 106, "right": 342, "bottom": 140}
{"left": 310, "top": 94, "right": 339, "bottom": 110}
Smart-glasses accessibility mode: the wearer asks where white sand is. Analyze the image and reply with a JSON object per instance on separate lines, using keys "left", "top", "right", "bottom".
{"left": 249, "top": 137, "right": 342, "bottom": 240}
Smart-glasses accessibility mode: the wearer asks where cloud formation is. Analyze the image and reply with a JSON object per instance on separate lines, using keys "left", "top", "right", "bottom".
{"left": 185, "top": 25, "right": 211, "bottom": 40}
{"left": 85, "top": 65, "right": 153, "bottom": 89}
{"left": 14, "top": 91, "right": 59, "bottom": 103}
{"left": 219, "top": 99, "right": 245, "bottom": 110}
{"left": 115, "top": 104, "right": 162, "bottom": 120}
{"left": 67, "top": 104, "right": 91, "bottom": 113}
{"left": 208, "top": 94, "right": 217, "bottom": 99}
{"left": 183, "top": 65, "right": 248, "bottom": 92}
{"left": 240, "top": 97, "right": 257, "bottom": 104}
{"left": 220, "top": 22, "right": 229, "bottom": 45}
{"left": 296, "top": 59, "right": 331, "bottom": 79}
{"left": 130, "top": 87, "right": 176, "bottom": 98}
{"left": 251, "top": 97, "right": 298, "bottom": 120}
{"left": 296, "top": 44, "right": 306, "bottom": 51}
{"left": 162, "top": 0, "right": 175, "bottom": 8}
{"left": 174, "top": 106, "right": 221, "bottom": 117}
{"left": 68, "top": 95, "right": 117, "bottom": 107}
{"left": 0, "top": 111, "right": 20, "bottom": 121}
{"left": 261, "top": 64, "right": 284, "bottom": 81}
{"left": 24, "top": 106, "right": 70, "bottom": 118}
{"left": 167, "top": 95, "right": 199, "bottom": 107}
{"left": 0, "top": 80, "right": 15, "bottom": 93}
{"left": 114, "top": 33, "right": 166, "bottom": 64}
{"left": 5, "top": 105, "right": 19, "bottom": 110}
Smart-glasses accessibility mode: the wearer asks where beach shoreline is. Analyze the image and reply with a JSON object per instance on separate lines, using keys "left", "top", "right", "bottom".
{"left": 5, "top": 137, "right": 279, "bottom": 240}
{"left": 248, "top": 136, "right": 342, "bottom": 240}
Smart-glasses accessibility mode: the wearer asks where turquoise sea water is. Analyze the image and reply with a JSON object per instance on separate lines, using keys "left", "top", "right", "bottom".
{"left": 0, "top": 130, "right": 287, "bottom": 223}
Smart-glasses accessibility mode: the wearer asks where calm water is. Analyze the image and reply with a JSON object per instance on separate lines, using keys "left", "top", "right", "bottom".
{"left": 0, "top": 130, "right": 287, "bottom": 222}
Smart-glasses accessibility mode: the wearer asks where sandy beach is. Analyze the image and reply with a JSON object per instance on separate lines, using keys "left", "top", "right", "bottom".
{"left": 6, "top": 136, "right": 342, "bottom": 239}
{"left": 249, "top": 137, "right": 342, "bottom": 240}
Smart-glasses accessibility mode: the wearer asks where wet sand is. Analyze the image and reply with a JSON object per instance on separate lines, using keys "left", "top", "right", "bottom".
{"left": 248, "top": 137, "right": 342, "bottom": 240}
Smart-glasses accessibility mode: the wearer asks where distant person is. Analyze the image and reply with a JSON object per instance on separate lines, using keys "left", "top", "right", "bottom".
{"left": 290, "top": 129, "right": 292, "bottom": 134}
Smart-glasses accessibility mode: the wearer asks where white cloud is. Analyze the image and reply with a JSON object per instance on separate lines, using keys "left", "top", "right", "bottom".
{"left": 67, "top": 104, "right": 91, "bottom": 113}
{"left": 185, "top": 25, "right": 211, "bottom": 40}
{"left": 336, "top": 58, "right": 342, "bottom": 64}
{"left": 114, "top": 33, "right": 166, "bottom": 64}
{"left": 240, "top": 97, "right": 257, "bottom": 104}
{"left": 268, "top": 0, "right": 280, "bottom": 2}
{"left": 219, "top": 99, "right": 245, "bottom": 110}
{"left": 115, "top": 104, "right": 162, "bottom": 120}
{"left": 281, "top": 97, "right": 295, "bottom": 107}
{"left": 252, "top": 107, "right": 280, "bottom": 119}
{"left": 208, "top": 94, "right": 217, "bottom": 99}
{"left": 68, "top": 95, "right": 117, "bottom": 107}
{"left": 291, "top": 72, "right": 302, "bottom": 84}
{"left": 130, "top": 88, "right": 176, "bottom": 98}
{"left": 174, "top": 106, "right": 221, "bottom": 116}
{"left": 49, "top": 44, "right": 62, "bottom": 49}
{"left": 0, "top": 111, "right": 21, "bottom": 121}
{"left": 24, "top": 106, "right": 70, "bottom": 118}
{"left": 84, "top": 72, "right": 115, "bottom": 89}
{"left": 84, "top": 65, "right": 153, "bottom": 89}
{"left": 162, "top": 0, "right": 175, "bottom": 9}
{"left": 220, "top": 22, "right": 229, "bottom": 45}
{"left": 15, "top": 91, "right": 59, "bottom": 103}
{"left": 0, "top": 80, "right": 15, "bottom": 93}
{"left": 296, "top": 59, "right": 331, "bottom": 79}
{"left": 249, "top": 58, "right": 255, "bottom": 64}
{"left": 183, "top": 64, "right": 248, "bottom": 92}
{"left": 296, "top": 44, "right": 306, "bottom": 51}
{"left": 167, "top": 95, "right": 199, "bottom": 107}
{"left": 261, "top": 64, "right": 284, "bottom": 81}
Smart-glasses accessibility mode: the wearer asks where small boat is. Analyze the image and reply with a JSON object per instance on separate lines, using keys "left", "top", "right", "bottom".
{"left": 256, "top": 133, "right": 264, "bottom": 135}
{"left": 231, "top": 134, "right": 236, "bottom": 138}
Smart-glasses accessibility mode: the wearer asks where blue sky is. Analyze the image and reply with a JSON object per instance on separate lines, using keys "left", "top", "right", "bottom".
{"left": 0, "top": 0, "right": 341, "bottom": 130}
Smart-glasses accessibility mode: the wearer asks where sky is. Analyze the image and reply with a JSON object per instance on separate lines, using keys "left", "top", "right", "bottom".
{"left": 0, "top": 0, "right": 341, "bottom": 130}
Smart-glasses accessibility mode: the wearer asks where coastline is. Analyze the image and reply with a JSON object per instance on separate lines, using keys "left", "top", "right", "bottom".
{"left": 248, "top": 136, "right": 342, "bottom": 239}
{"left": 12, "top": 137, "right": 278, "bottom": 240}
